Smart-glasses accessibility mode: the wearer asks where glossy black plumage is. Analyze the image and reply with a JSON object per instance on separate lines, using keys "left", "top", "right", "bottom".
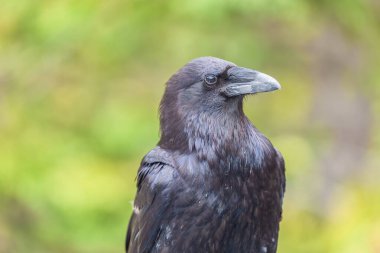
{"left": 126, "top": 57, "right": 285, "bottom": 253}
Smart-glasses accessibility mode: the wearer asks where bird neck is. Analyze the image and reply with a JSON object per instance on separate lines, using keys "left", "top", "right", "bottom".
{"left": 186, "top": 110, "right": 270, "bottom": 169}
{"left": 159, "top": 104, "right": 272, "bottom": 171}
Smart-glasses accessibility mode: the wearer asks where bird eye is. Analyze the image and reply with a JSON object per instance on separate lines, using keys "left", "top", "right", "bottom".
{"left": 204, "top": 74, "right": 218, "bottom": 86}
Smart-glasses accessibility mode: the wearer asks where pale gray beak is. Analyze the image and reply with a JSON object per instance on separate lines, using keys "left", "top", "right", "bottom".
{"left": 221, "top": 66, "right": 281, "bottom": 97}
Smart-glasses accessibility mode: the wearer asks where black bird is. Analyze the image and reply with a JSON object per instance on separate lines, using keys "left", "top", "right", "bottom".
{"left": 126, "top": 57, "right": 285, "bottom": 253}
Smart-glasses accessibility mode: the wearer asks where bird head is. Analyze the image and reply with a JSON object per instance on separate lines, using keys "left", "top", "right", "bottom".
{"left": 159, "top": 57, "right": 281, "bottom": 151}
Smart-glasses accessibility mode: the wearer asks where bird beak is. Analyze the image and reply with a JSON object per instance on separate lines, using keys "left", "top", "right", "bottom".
{"left": 221, "top": 66, "right": 281, "bottom": 97}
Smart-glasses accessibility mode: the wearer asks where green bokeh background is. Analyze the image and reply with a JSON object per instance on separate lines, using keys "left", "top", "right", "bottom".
{"left": 1, "top": 1, "right": 380, "bottom": 252}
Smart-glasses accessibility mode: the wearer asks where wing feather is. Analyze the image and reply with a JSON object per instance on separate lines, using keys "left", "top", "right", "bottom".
{"left": 126, "top": 149, "right": 179, "bottom": 253}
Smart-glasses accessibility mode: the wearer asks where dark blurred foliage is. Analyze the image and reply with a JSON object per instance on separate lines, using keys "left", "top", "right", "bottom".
{"left": 0, "top": 0, "right": 380, "bottom": 252}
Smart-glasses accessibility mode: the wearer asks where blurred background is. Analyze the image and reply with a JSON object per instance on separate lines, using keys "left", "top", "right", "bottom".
{"left": 0, "top": 0, "right": 379, "bottom": 252}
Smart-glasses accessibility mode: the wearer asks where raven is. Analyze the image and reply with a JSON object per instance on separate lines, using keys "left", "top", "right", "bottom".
{"left": 126, "top": 57, "right": 285, "bottom": 253}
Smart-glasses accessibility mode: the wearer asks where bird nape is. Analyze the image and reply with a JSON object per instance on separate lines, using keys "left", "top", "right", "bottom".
{"left": 125, "top": 57, "right": 285, "bottom": 253}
